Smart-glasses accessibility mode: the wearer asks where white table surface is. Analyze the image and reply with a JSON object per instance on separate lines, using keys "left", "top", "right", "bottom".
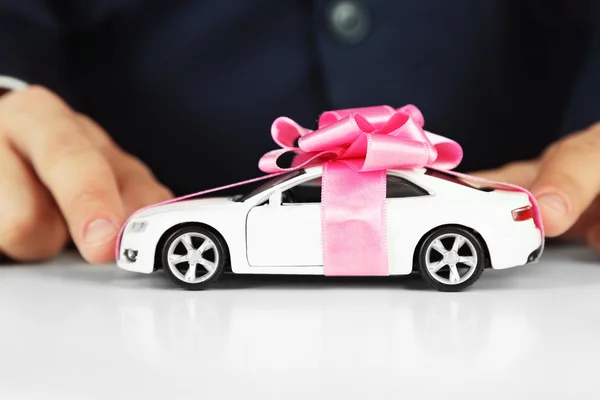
{"left": 0, "top": 244, "right": 599, "bottom": 399}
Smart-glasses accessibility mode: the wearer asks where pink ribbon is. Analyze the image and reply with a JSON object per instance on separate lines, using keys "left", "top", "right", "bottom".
{"left": 259, "top": 105, "right": 464, "bottom": 275}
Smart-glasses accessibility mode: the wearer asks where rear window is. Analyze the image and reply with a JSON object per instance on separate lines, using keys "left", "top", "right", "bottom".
{"left": 425, "top": 169, "right": 495, "bottom": 192}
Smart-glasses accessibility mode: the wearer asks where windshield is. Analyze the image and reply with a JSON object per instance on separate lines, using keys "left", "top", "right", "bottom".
{"left": 235, "top": 170, "right": 305, "bottom": 202}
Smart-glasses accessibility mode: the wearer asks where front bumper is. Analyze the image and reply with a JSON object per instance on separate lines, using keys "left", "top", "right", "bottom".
{"left": 116, "top": 233, "right": 156, "bottom": 274}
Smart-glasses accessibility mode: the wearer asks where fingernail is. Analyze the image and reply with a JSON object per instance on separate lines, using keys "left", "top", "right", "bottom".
{"left": 537, "top": 193, "right": 568, "bottom": 216}
{"left": 83, "top": 219, "right": 118, "bottom": 246}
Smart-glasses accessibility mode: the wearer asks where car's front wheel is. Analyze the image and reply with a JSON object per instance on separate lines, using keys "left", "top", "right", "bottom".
{"left": 416, "top": 226, "right": 486, "bottom": 292}
{"left": 160, "top": 225, "right": 227, "bottom": 290}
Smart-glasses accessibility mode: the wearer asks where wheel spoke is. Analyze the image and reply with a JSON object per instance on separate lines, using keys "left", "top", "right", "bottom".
{"left": 200, "top": 259, "right": 217, "bottom": 273}
{"left": 185, "top": 263, "right": 197, "bottom": 282}
{"left": 169, "top": 254, "right": 189, "bottom": 265}
{"left": 458, "top": 256, "right": 476, "bottom": 267}
{"left": 428, "top": 260, "right": 447, "bottom": 273}
{"left": 197, "top": 239, "right": 214, "bottom": 255}
{"left": 431, "top": 239, "right": 447, "bottom": 255}
{"left": 180, "top": 234, "right": 195, "bottom": 252}
{"left": 448, "top": 264, "right": 460, "bottom": 284}
{"left": 451, "top": 235, "right": 466, "bottom": 252}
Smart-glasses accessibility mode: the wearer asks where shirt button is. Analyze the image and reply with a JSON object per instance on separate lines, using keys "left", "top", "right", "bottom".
{"left": 327, "top": 0, "right": 370, "bottom": 44}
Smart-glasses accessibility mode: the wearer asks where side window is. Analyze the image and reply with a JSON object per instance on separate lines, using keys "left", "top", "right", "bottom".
{"left": 282, "top": 178, "right": 322, "bottom": 204}
{"left": 279, "top": 175, "right": 426, "bottom": 203}
{"left": 386, "top": 176, "right": 428, "bottom": 198}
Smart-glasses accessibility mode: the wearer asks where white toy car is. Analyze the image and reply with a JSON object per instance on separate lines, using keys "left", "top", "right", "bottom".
{"left": 116, "top": 166, "right": 543, "bottom": 292}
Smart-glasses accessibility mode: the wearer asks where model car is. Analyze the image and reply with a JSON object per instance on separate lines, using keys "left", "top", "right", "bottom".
{"left": 115, "top": 166, "right": 543, "bottom": 292}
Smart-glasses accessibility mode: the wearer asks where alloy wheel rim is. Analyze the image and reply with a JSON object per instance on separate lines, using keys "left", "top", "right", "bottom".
{"left": 425, "top": 233, "right": 478, "bottom": 285}
{"left": 167, "top": 232, "right": 219, "bottom": 284}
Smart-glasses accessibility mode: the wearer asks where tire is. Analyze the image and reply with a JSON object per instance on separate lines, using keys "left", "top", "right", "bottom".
{"left": 160, "top": 225, "right": 227, "bottom": 290}
{"left": 416, "top": 226, "right": 486, "bottom": 292}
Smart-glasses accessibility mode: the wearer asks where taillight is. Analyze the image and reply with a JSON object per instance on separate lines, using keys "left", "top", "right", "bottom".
{"left": 512, "top": 205, "right": 533, "bottom": 221}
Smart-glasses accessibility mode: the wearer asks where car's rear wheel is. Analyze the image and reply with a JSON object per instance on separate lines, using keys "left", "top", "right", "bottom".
{"left": 417, "top": 226, "right": 486, "bottom": 292}
{"left": 160, "top": 225, "right": 227, "bottom": 290}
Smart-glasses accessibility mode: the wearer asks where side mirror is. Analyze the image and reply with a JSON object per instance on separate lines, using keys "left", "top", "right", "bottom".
{"left": 268, "top": 191, "right": 282, "bottom": 207}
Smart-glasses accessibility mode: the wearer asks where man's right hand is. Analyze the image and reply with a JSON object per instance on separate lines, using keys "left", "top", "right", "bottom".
{"left": 0, "top": 86, "right": 173, "bottom": 263}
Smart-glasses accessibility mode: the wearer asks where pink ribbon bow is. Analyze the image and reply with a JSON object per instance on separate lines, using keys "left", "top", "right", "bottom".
{"left": 259, "top": 104, "right": 464, "bottom": 275}
{"left": 259, "top": 104, "right": 462, "bottom": 174}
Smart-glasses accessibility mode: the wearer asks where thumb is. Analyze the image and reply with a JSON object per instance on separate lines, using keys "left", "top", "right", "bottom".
{"left": 529, "top": 134, "right": 600, "bottom": 237}
{"left": 468, "top": 160, "right": 539, "bottom": 188}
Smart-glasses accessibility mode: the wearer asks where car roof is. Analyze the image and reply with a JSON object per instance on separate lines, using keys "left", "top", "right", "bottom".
{"left": 299, "top": 165, "right": 475, "bottom": 195}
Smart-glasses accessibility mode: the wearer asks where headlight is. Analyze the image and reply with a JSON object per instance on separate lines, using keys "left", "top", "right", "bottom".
{"left": 128, "top": 221, "right": 148, "bottom": 233}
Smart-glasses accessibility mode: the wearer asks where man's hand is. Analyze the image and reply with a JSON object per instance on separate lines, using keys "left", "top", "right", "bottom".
{"left": 0, "top": 86, "right": 173, "bottom": 263}
{"left": 473, "top": 122, "right": 600, "bottom": 251}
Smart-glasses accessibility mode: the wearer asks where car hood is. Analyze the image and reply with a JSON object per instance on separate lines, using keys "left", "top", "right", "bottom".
{"left": 131, "top": 196, "right": 237, "bottom": 218}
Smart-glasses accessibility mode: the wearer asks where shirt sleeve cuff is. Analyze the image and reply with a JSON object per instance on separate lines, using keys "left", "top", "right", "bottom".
{"left": 0, "top": 76, "right": 29, "bottom": 92}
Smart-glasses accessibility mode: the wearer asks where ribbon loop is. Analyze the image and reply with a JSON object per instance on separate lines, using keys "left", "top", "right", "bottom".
{"left": 318, "top": 105, "right": 397, "bottom": 128}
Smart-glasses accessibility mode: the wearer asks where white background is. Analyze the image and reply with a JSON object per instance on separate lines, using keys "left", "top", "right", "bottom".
{"left": 0, "top": 244, "right": 597, "bottom": 399}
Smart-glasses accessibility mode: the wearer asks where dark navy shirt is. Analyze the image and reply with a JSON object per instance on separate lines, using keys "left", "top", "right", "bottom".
{"left": 0, "top": 0, "right": 598, "bottom": 195}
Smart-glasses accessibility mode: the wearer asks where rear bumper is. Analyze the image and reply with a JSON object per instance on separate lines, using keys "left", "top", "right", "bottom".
{"left": 487, "top": 224, "right": 543, "bottom": 270}
{"left": 526, "top": 244, "right": 543, "bottom": 264}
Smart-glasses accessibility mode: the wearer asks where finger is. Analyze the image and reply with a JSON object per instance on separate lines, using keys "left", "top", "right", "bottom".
{"left": 0, "top": 136, "right": 69, "bottom": 260}
{"left": 76, "top": 114, "right": 174, "bottom": 215}
{"left": 563, "top": 195, "right": 600, "bottom": 238}
{"left": 74, "top": 113, "right": 120, "bottom": 153}
{"left": 469, "top": 160, "right": 540, "bottom": 188}
{"left": 0, "top": 86, "right": 126, "bottom": 263}
{"left": 529, "top": 127, "right": 600, "bottom": 237}
{"left": 119, "top": 167, "right": 174, "bottom": 215}
{"left": 101, "top": 150, "right": 173, "bottom": 216}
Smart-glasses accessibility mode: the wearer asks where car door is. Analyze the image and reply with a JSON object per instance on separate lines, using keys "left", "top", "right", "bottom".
{"left": 246, "top": 177, "right": 323, "bottom": 267}
{"left": 385, "top": 173, "right": 434, "bottom": 274}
